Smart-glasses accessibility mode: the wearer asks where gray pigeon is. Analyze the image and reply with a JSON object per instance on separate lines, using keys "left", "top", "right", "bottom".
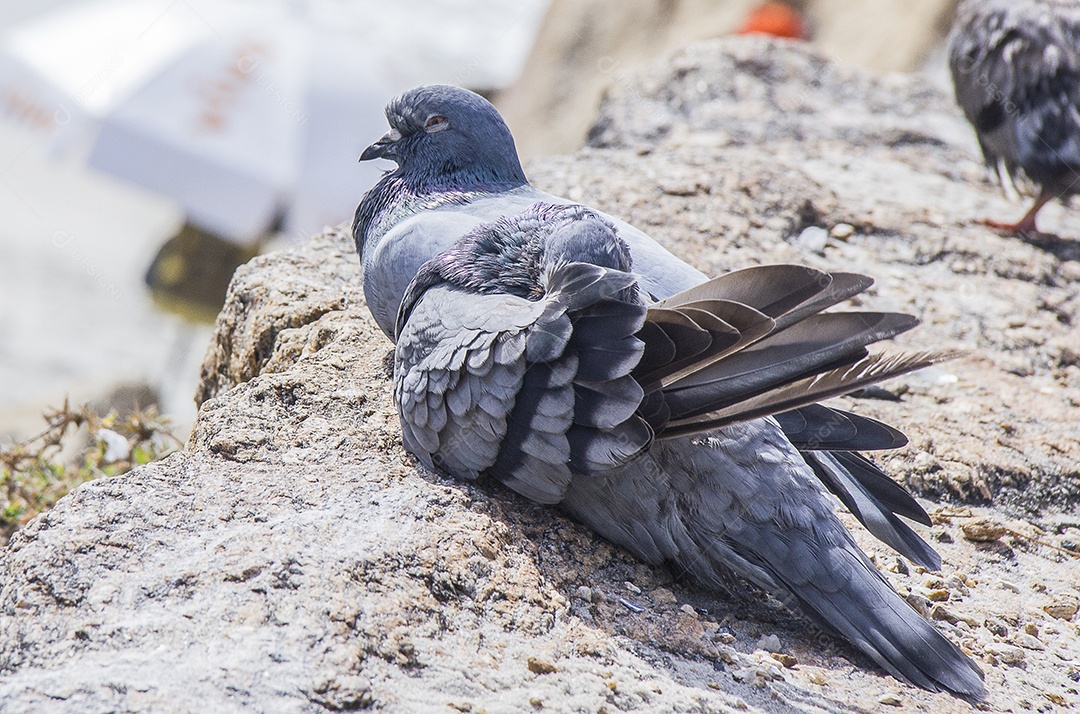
{"left": 353, "top": 85, "right": 985, "bottom": 697}
{"left": 948, "top": 0, "right": 1080, "bottom": 235}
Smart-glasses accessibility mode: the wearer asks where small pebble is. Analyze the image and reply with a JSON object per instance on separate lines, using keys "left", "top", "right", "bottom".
{"left": 1013, "top": 633, "right": 1046, "bottom": 651}
{"left": 795, "top": 226, "right": 828, "bottom": 254}
{"left": 527, "top": 657, "right": 558, "bottom": 675}
{"left": 984, "top": 643, "right": 1026, "bottom": 665}
{"left": 771, "top": 653, "right": 798, "bottom": 668}
{"left": 927, "top": 589, "right": 950, "bottom": 602}
{"left": 807, "top": 670, "right": 827, "bottom": 685}
{"left": 756, "top": 634, "right": 782, "bottom": 653}
{"left": 830, "top": 222, "right": 855, "bottom": 239}
{"left": 889, "top": 558, "right": 909, "bottom": 575}
{"left": 983, "top": 618, "right": 1009, "bottom": 637}
{"left": 575, "top": 586, "right": 592, "bottom": 602}
{"left": 961, "top": 517, "right": 1007, "bottom": 542}
{"left": 716, "top": 632, "right": 736, "bottom": 644}
{"left": 913, "top": 451, "right": 938, "bottom": 471}
{"left": 931, "top": 604, "right": 977, "bottom": 627}
{"left": 944, "top": 574, "right": 970, "bottom": 596}
{"left": 680, "top": 604, "right": 699, "bottom": 619}
{"left": 763, "top": 665, "right": 784, "bottom": 681}
{"left": 650, "top": 587, "right": 677, "bottom": 606}
{"left": 905, "top": 593, "right": 931, "bottom": 617}
{"left": 624, "top": 581, "right": 641, "bottom": 595}
{"left": 1043, "top": 595, "right": 1079, "bottom": 620}
{"left": 878, "top": 693, "right": 903, "bottom": 706}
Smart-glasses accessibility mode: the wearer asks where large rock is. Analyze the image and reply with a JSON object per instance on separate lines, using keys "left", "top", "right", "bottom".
{"left": 2, "top": 38, "right": 1079, "bottom": 713}
{"left": 498, "top": 0, "right": 963, "bottom": 159}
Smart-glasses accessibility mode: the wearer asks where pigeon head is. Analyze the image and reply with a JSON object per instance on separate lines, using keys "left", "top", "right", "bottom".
{"left": 360, "top": 85, "right": 526, "bottom": 189}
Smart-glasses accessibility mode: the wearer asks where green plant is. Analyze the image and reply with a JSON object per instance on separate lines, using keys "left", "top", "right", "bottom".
{"left": 0, "top": 400, "right": 182, "bottom": 545}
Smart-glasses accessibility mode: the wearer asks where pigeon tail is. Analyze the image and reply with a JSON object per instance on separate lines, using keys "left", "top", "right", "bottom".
{"left": 562, "top": 426, "right": 985, "bottom": 698}
{"left": 711, "top": 515, "right": 987, "bottom": 697}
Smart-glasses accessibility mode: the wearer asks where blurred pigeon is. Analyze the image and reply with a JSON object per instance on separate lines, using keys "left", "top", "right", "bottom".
{"left": 353, "top": 85, "right": 985, "bottom": 697}
{"left": 948, "top": 0, "right": 1080, "bottom": 235}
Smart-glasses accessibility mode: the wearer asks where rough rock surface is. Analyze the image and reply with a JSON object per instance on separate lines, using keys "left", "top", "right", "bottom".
{"left": 2, "top": 38, "right": 1079, "bottom": 713}
{"left": 499, "top": 0, "right": 962, "bottom": 158}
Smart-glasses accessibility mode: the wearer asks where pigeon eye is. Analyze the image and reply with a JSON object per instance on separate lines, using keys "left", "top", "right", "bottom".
{"left": 424, "top": 115, "right": 449, "bottom": 132}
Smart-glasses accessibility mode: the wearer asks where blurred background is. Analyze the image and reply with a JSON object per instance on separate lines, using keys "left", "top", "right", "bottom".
{"left": 0, "top": 0, "right": 963, "bottom": 443}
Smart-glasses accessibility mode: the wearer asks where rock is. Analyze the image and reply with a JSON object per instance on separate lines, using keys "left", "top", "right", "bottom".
{"left": 650, "top": 587, "right": 677, "bottom": 606}
{"left": 756, "top": 634, "right": 782, "bottom": 653}
{"left": 931, "top": 604, "right": 978, "bottom": 628}
{"left": 771, "top": 653, "right": 798, "bottom": 668}
{"left": 1013, "top": 634, "right": 1047, "bottom": 651}
{"left": 794, "top": 226, "right": 829, "bottom": 254}
{"left": 499, "top": 0, "right": 962, "bottom": 158}
{"left": 527, "top": 657, "right": 558, "bottom": 675}
{"left": 1043, "top": 595, "right": 1079, "bottom": 621}
{"left": 830, "top": 222, "right": 855, "bottom": 240}
{"left": 3, "top": 37, "right": 1080, "bottom": 713}
{"left": 985, "top": 643, "right": 1026, "bottom": 665}
{"left": 961, "top": 517, "right": 1008, "bottom": 542}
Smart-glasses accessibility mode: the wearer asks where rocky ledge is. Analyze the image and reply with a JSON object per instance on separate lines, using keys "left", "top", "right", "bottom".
{"left": 2, "top": 38, "right": 1078, "bottom": 713}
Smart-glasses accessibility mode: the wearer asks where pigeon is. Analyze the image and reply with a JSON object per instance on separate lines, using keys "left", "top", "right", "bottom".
{"left": 948, "top": 0, "right": 1080, "bottom": 235}
{"left": 353, "top": 85, "right": 985, "bottom": 697}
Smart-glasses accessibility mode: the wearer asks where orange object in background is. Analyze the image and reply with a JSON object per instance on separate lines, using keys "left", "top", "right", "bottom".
{"left": 736, "top": 2, "right": 808, "bottom": 40}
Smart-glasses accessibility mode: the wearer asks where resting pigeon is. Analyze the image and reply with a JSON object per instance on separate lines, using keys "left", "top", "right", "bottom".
{"left": 353, "top": 85, "right": 985, "bottom": 697}
{"left": 948, "top": 0, "right": 1080, "bottom": 235}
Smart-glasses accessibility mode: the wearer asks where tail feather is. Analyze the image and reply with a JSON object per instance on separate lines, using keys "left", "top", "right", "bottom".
{"left": 832, "top": 450, "right": 932, "bottom": 526}
{"left": 803, "top": 450, "right": 941, "bottom": 570}
{"left": 789, "top": 564, "right": 986, "bottom": 696}
{"left": 663, "top": 444, "right": 985, "bottom": 697}
{"left": 775, "top": 404, "right": 908, "bottom": 451}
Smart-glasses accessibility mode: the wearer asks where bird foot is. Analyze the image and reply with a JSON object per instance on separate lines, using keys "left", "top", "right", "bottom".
{"left": 974, "top": 217, "right": 1041, "bottom": 238}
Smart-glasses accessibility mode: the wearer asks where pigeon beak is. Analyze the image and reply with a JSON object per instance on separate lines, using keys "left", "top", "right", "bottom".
{"left": 359, "top": 128, "right": 402, "bottom": 162}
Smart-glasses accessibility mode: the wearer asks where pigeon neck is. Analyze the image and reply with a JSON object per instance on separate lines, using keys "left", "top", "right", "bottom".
{"left": 352, "top": 170, "right": 525, "bottom": 262}
{"left": 403, "top": 162, "right": 527, "bottom": 195}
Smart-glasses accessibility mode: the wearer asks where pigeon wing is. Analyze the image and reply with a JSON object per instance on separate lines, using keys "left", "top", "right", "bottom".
{"left": 395, "top": 261, "right": 653, "bottom": 505}
{"left": 395, "top": 285, "right": 558, "bottom": 494}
